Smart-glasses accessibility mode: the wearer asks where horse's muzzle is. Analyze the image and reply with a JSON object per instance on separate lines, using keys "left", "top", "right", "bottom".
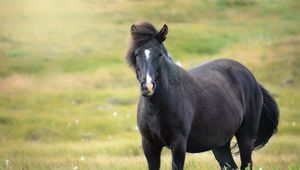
{"left": 141, "top": 82, "right": 156, "bottom": 97}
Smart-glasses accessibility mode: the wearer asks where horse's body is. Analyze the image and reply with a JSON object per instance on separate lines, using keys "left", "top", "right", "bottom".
{"left": 127, "top": 22, "right": 279, "bottom": 170}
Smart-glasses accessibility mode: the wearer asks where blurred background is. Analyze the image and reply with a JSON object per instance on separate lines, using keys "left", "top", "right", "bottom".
{"left": 0, "top": 0, "right": 299, "bottom": 169}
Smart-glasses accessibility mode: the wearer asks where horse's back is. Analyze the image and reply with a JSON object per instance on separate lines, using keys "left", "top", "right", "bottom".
{"left": 189, "top": 58, "right": 252, "bottom": 78}
{"left": 188, "top": 59, "right": 260, "bottom": 97}
{"left": 189, "top": 58, "right": 263, "bottom": 118}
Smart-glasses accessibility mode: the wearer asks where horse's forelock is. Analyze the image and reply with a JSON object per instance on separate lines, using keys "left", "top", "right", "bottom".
{"left": 126, "top": 22, "right": 159, "bottom": 69}
{"left": 131, "top": 22, "right": 158, "bottom": 46}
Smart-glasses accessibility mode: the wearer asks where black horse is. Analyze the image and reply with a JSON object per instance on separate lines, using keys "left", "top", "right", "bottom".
{"left": 126, "top": 22, "right": 279, "bottom": 170}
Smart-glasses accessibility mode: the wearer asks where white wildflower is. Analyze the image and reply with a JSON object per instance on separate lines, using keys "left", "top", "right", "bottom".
{"left": 175, "top": 61, "right": 182, "bottom": 67}
{"left": 135, "top": 126, "right": 139, "bottom": 131}
{"left": 5, "top": 160, "right": 9, "bottom": 166}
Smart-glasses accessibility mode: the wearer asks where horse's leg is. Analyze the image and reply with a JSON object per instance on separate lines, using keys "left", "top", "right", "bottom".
{"left": 236, "top": 134, "right": 253, "bottom": 170}
{"left": 142, "top": 138, "right": 163, "bottom": 170}
{"left": 171, "top": 135, "right": 187, "bottom": 170}
{"left": 212, "top": 141, "right": 238, "bottom": 170}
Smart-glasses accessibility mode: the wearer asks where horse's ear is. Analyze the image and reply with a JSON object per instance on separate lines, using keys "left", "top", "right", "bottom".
{"left": 130, "top": 24, "right": 137, "bottom": 34}
{"left": 156, "top": 24, "right": 168, "bottom": 43}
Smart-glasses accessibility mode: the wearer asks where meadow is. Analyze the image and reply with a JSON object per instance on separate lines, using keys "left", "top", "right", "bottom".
{"left": 0, "top": 0, "right": 299, "bottom": 169}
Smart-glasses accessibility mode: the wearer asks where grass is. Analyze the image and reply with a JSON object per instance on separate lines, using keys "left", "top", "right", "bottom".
{"left": 0, "top": 0, "right": 300, "bottom": 169}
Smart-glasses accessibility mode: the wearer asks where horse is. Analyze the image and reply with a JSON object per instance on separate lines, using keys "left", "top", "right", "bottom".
{"left": 125, "top": 22, "right": 279, "bottom": 170}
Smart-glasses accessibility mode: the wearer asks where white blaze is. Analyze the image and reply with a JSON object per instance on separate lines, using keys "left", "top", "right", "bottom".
{"left": 146, "top": 72, "right": 152, "bottom": 85}
{"left": 145, "top": 49, "right": 151, "bottom": 61}
{"left": 144, "top": 49, "right": 153, "bottom": 85}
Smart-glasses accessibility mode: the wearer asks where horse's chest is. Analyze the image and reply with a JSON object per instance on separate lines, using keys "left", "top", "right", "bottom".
{"left": 148, "top": 116, "right": 165, "bottom": 136}
{"left": 142, "top": 114, "right": 173, "bottom": 146}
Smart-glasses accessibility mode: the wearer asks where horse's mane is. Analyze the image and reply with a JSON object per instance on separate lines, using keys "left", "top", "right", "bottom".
{"left": 126, "top": 22, "right": 159, "bottom": 69}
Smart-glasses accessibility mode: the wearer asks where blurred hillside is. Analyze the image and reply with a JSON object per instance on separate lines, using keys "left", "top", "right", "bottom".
{"left": 0, "top": 0, "right": 299, "bottom": 169}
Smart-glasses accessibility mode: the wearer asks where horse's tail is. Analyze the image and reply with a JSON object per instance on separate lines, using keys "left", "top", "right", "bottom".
{"left": 253, "top": 84, "right": 279, "bottom": 150}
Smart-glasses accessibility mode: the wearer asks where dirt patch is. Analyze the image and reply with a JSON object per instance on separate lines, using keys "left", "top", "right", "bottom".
{"left": 0, "top": 74, "right": 32, "bottom": 93}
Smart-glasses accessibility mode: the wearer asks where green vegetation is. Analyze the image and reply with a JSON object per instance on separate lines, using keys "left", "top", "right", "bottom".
{"left": 0, "top": 0, "right": 299, "bottom": 169}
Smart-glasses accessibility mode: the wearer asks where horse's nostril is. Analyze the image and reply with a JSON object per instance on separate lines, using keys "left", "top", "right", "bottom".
{"left": 152, "top": 82, "right": 156, "bottom": 89}
{"left": 141, "top": 82, "right": 146, "bottom": 88}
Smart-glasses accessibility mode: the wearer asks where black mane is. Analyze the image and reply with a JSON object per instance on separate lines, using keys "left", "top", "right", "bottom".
{"left": 126, "top": 22, "right": 159, "bottom": 69}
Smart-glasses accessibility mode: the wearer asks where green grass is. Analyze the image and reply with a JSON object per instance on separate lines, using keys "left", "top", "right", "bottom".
{"left": 0, "top": 0, "right": 300, "bottom": 169}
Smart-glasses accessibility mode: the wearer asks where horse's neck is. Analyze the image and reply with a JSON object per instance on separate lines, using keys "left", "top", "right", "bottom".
{"left": 160, "top": 60, "right": 181, "bottom": 87}
{"left": 154, "top": 58, "right": 187, "bottom": 101}
{"left": 144, "top": 57, "right": 195, "bottom": 116}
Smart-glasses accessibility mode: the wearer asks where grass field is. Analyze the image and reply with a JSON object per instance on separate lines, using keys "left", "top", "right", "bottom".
{"left": 0, "top": 0, "right": 300, "bottom": 169}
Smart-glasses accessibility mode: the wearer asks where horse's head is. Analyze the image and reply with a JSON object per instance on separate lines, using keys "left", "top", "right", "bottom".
{"left": 126, "top": 22, "right": 169, "bottom": 97}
